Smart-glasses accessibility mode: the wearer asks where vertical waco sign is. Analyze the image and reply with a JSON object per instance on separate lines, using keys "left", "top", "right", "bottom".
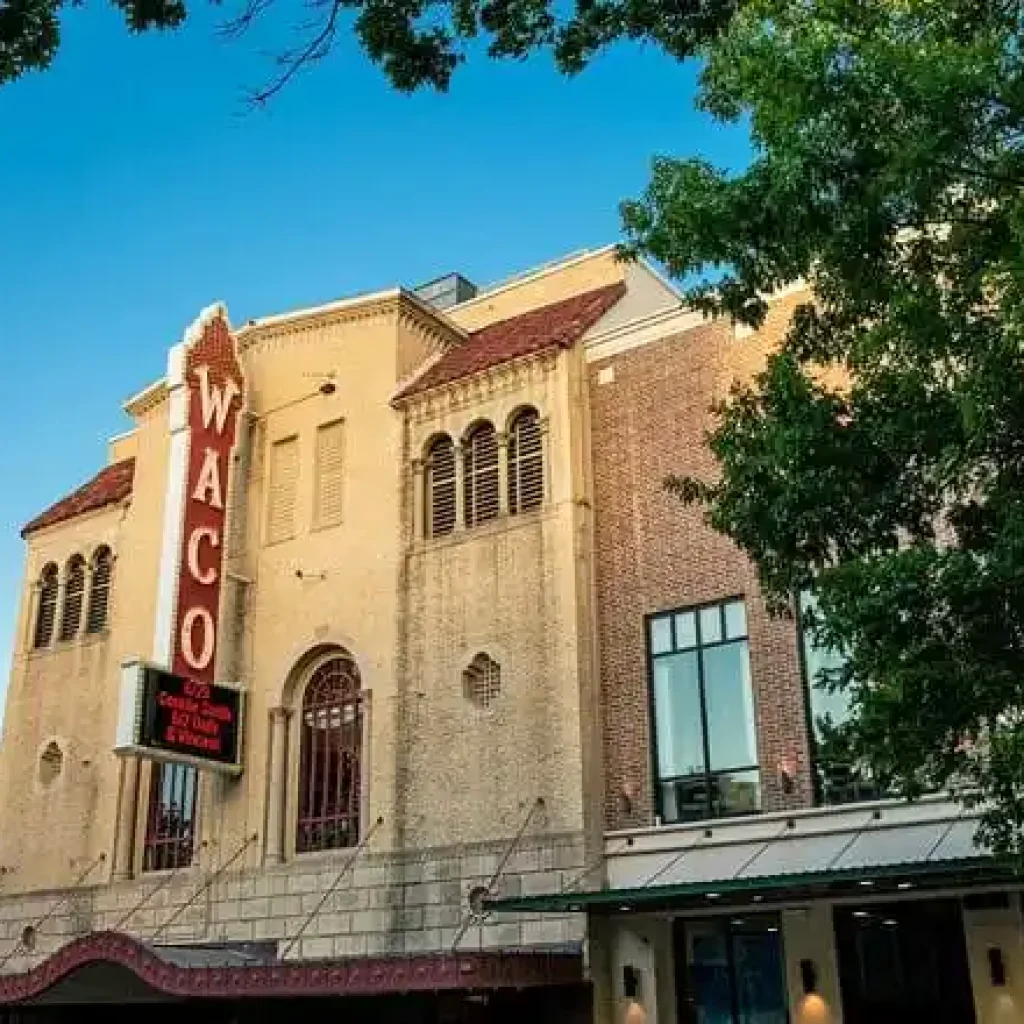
{"left": 116, "top": 303, "right": 247, "bottom": 772}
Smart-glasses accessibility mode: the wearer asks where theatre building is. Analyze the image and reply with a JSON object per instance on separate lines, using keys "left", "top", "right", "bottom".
{"left": 0, "top": 245, "right": 1019, "bottom": 1024}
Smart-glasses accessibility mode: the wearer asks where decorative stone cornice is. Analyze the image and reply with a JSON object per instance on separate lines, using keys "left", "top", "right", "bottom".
{"left": 236, "top": 291, "right": 464, "bottom": 355}
{"left": 400, "top": 348, "right": 560, "bottom": 425}
{"left": 123, "top": 379, "right": 168, "bottom": 417}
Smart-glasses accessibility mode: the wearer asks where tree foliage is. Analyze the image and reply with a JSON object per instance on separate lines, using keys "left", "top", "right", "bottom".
{"left": 644, "top": 0, "right": 1024, "bottom": 855}
{"left": 1, "top": 0, "right": 737, "bottom": 97}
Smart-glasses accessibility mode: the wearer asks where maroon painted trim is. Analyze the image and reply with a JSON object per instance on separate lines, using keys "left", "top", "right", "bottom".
{"left": 0, "top": 931, "right": 583, "bottom": 1005}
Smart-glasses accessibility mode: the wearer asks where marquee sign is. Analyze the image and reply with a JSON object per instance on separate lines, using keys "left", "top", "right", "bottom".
{"left": 118, "top": 662, "right": 244, "bottom": 770}
{"left": 116, "top": 303, "right": 247, "bottom": 773}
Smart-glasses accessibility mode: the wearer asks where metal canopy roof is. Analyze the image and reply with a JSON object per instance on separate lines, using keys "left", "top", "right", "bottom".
{"left": 484, "top": 857, "right": 1015, "bottom": 915}
{"left": 485, "top": 802, "right": 1015, "bottom": 914}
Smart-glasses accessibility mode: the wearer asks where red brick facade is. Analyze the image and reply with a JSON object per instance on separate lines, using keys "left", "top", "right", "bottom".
{"left": 588, "top": 294, "right": 815, "bottom": 831}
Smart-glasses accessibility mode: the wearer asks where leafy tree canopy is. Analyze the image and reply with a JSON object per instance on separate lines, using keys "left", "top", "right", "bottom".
{"left": 648, "top": 0, "right": 1024, "bottom": 855}
{"left": 0, "top": 0, "right": 737, "bottom": 97}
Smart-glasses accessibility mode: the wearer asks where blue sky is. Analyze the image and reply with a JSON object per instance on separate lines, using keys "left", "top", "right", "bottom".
{"left": 0, "top": 3, "right": 751, "bottom": 721}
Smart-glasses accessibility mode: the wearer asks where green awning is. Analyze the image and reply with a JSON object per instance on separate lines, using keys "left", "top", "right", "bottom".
{"left": 485, "top": 857, "right": 1015, "bottom": 915}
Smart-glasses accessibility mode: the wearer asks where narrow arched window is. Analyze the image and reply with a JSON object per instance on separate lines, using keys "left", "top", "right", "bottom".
{"left": 297, "top": 654, "right": 363, "bottom": 853}
{"left": 463, "top": 422, "right": 499, "bottom": 527}
{"left": 33, "top": 564, "right": 59, "bottom": 650}
{"left": 425, "top": 435, "right": 456, "bottom": 537}
{"left": 508, "top": 408, "right": 544, "bottom": 514}
{"left": 57, "top": 555, "right": 86, "bottom": 642}
{"left": 86, "top": 546, "right": 112, "bottom": 634}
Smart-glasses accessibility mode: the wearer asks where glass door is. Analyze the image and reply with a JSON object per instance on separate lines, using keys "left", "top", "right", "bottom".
{"left": 676, "top": 917, "right": 789, "bottom": 1024}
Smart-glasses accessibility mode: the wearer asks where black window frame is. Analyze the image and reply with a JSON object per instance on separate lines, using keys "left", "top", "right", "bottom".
{"left": 646, "top": 596, "right": 761, "bottom": 824}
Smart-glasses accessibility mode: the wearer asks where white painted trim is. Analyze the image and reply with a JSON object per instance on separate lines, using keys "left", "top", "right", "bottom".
{"left": 584, "top": 305, "right": 709, "bottom": 363}
{"left": 152, "top": 416, "right": 189, "bottom": 667}
{"left": 107, "top": 428, "right": 136, "bottom": 445}
{"left": 605, "top": 793, "right": 969, "bottom": 850}
{"left": 451, "top": 245, "right": 618, "bottom": 311}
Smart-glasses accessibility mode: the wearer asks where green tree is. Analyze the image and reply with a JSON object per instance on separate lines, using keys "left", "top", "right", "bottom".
{"left": 646, "top": 0, "right": 1024, "bottom": 855}
{"left": 1, "top": 0, "right": 737, "bottom": 96}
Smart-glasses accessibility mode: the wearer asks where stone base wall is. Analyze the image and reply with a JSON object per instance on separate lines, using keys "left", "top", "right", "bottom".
{"left": 0, "top": 833, "right": 586, "bottom": 975}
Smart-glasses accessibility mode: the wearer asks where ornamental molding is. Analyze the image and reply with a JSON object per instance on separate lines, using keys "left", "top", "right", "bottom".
{"left": 400, "top": 348, "right": 560, "bottom": 426}
{"left": 0, "top": 931, "right": 584, "bottom": 1004}
{"left": 237, "top": 294, "right": 463, "bottom": 356}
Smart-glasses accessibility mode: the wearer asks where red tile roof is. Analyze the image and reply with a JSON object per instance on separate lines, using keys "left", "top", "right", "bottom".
{"left": 22, "top": 459, "right": 135, "bottom": 538}
{"left": 395, "top": 281, "right": 627, "bottom": 399}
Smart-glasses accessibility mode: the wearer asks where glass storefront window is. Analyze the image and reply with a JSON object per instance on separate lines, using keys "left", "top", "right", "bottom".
{"left": 678, "top": 916, "right": 789, "bottom": 1024}
{"left": 649, "top": 599, "right": 760, "bottom": 823}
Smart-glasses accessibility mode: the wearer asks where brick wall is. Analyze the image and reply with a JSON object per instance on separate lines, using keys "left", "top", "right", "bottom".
{"left": 588, "top": 295, "right": 815, "bottom": 832}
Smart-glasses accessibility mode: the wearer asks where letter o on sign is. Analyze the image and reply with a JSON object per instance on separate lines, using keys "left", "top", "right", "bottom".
{"left": 181, "top": 606, "right": 215, "bottom": 671}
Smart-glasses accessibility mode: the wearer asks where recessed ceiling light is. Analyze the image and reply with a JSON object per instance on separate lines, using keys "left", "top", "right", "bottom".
{"left": 706, "top": 892, "right": 721, "bottom": 900}
{"left": 767, "top": 926, "right": 779, "bottom": 933}
{"left": 619, "top": 906, "right": 632, "bottom": 913}
{"left": 853, "top": 910, "right": 870, "bottom": 919}
{"left": 731, "top": 919, "right": 745, "bottom": 926}
{"left": 883, "top": 919, "right": 898, "bottom": 927}
{"left": 859, "top": 880, "right": 875, "bottom": 887}
{"left": 897, "top": 882, "right": 914, "bottom": 890}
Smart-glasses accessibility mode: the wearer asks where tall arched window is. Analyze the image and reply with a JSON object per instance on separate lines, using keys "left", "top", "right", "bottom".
{"left": 297, "top": 654, "right": 363, "bottom": 853}
{"left": 57, "top": 555, "right": 86, "bottom": 642}
{"left": 33, "top": 564, "right": 59, "bottom": 650}
{"left": 425, "top": 435, "right": 456, "bottom": 537}
{"left": 463, "top": 422, "right": 499, "bottom": 527}
{"left": 508, "top": 408, "right": 544, "bottom": 514}
{"left": 86, "top": 546, "right": 112, "bottom": 634}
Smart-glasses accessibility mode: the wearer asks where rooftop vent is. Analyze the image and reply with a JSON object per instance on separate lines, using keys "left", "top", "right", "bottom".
{"left": 412, "top": 273, "right": 477, "bottom": 311}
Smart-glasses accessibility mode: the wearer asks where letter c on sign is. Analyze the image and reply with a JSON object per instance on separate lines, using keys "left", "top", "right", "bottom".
{"left": 181, "top": 607, "right": 215, "bottom": 671}
{"left": 187, "top": 527, "right": 219, "bottom": 585}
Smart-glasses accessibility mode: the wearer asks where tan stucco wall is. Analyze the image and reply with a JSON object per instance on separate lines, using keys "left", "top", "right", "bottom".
{"left": 448, "top": 248, "right": 626, "bottom": 332}
{"left": 0, "top": 263, "right": 610, "bottom": 964}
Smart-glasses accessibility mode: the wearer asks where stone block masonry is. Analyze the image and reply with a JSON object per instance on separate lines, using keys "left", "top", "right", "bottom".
{"left": 0, "top": 834, "right": 585, "bottom": 975}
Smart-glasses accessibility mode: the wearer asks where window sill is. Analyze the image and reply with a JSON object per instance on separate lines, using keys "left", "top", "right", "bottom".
{"left": 291, "top": 844, "right": 363, "bottom": 865}
{"left": 414, "top": 504, "right": 553, "bottom": 553}
{"left": 26, "top": 631, "right": 110, "bottom": 659}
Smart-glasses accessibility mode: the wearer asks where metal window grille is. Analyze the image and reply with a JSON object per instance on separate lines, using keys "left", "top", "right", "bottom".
{"left": 425, "top": 436, "right": 456, "bottom": 537}
{"left": 297, "top": 655, "right": 363, "bottom": 854}
{"left": 463, "top": 653, "right": 501, "bottom": 709}
{"left": 33, "top": 564, "right": 58, "bottom": 649}
{"left": 508, "top": 409, "right": 543, "bottom": 514}
{"left": 85, "top": 547, "right": 112, "bottom": 634}
{"left": 143, "top": 762, "right": 198, "bottom": 872}
{"left": 58, "top": 556, "right": 86, "bottom": 642}
{"left": 463, "top": 423, "right": 500, "bottom": 527}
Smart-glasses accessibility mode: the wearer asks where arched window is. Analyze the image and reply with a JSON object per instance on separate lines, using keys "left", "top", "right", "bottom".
{"left": 463, "top": 422, "right": 499, "bottom": 527}
{"left": 425, "top": 435, "right": 456, "bottom": 537}
{"left": 58, "top": 555, "right": 86, "bottom": 642}
{"left": 297, "top": 654, "right": 363, "bottom": 853}
{"left": 86, "top": 546, "right": 112, "bottom": 633}
{"left": 33, "top": 564, "right": 59, "bottom": 650}
{"left": 508, "top": 408, "right": 544, "bottom": 514}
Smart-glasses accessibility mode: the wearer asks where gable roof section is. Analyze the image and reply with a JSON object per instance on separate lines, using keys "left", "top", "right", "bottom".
{"left": 394, "top": 282, "right": 626, "bottom": 400}
{"left": 22, "top": 459, "right": 135, "bottom": 538}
